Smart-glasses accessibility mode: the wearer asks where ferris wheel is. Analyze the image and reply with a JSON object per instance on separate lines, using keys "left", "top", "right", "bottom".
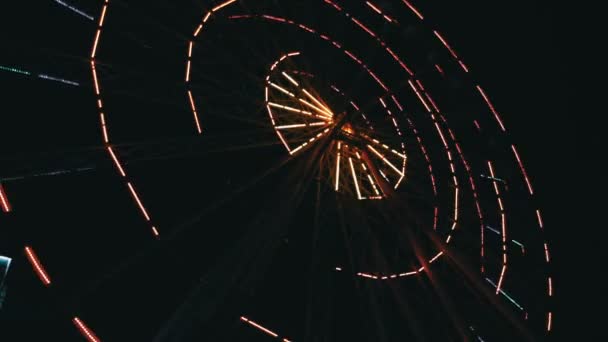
{"left": 0, "top": 0, "right": 555, "bottom": 341}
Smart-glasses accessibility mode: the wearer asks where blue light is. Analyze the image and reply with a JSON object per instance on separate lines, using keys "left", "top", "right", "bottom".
{"left": 54, "top": 0, "right": 94, "bottom": 20}
{"left": 485, "top": 277, "right": 525, "bottom": 311}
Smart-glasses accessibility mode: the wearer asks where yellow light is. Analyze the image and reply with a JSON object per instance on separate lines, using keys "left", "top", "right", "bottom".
{"left": 367, "top": 145, "right": 403, "bottom": 176}
{"left": 335, "top": 142, "right": 341, "bottom": 191}
{"left": 298, "top": 98, "right": 332, "bottom": 119}
{"left": 349, "top": 157, "right": 362, "bottom": 199}
{"left": 302, "top": 89, "right": 333, "bottom": 115}
{"left": 268, "top": 82, "right": 295, "bottom": 97}
{"left": 367, "top": 174, "right": 381, "bottom": 196}
{"left": 212, "top": 0, "right": 236, "bottom": 12}
{"left": 275, "top": 123, "right": 307, "bottom": 130}
{"left": 268, "top": 102, "right": 312, "bottom": 115}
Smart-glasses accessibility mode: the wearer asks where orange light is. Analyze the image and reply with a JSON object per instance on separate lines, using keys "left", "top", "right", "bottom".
{"left": 349, "top": 157, "right": 362, "bottom": 199}
{"left": 281, "top": 71, "right": 299, "bottom": 86}
{"left": 268, "top": 102, "right": 311, "bottom": 115}
{"left": 107, "top": 146, "right": 126, "bottom": 177}
{"left": 212, "top": 0, "right": 236, "bottom": 12}
{"left": 99, "top": 4, "right": 108, "bottom": 26}
{"left": 91, "top": 29, "right": 101, "bottom": 58}
{"left": 268, "top": 82, "right": 295, "bottom": 97}
{"left": 275, "top": 124, "right": 307, "bottom": 130}
{"left": 127, "top": 182, "right": 151, "bottom": 221}
{"left": 367, "top": 145, "right": 403, "bottom": 176}
{"left": 185, "top": 60, "right": 191, "bottom": 82}
{"left": 335, "top": 142, "right": 341, "bottom": 191}
{"left": 302, "top": 89, "right": 333, "bottom": 116}
{"left": 91, "top": 67, "right": 100, "bottom": 95}
{"left": 193, "top": 24, "right": 203, "bottom": 37}
{"left": 240, "top": 316, "right": 279, "bottom": 337}
{"left": 298, "top": 98, "right": 332, "bottom": 118}
{"left": 496, "top": 265, "right": 507, "bottom": 294}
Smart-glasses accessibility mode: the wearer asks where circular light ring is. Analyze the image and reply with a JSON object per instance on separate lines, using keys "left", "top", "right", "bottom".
{"left": 222, "top": 13, "right": 461, "bottom": 280}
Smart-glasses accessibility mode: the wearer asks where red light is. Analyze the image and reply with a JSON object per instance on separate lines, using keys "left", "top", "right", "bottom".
{"left": 401, "top": 0, "right": 424, "bottom": 20}
{"left": 73, "top": 317, "right": 100, "bottom": 342}
{"left": 0, "top": 184, "right": 11, "bottom": 212}
{"left": 24, "top": 246, "right": 51, "bottom": 286}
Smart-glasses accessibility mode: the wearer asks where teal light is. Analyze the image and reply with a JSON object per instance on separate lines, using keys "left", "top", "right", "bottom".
{"left": 0, "top": 65, "right": 31, "bottom": 76}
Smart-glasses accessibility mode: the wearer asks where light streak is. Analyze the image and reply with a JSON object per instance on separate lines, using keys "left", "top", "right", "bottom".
{"left": 37, "top": 74, "right": 79, "bottom": 86}
{"left": 274, "top": 123, "right": 307, "bottom": 129}
{"left": 73, "top": 317, "right": 100, "bottom": 342}
{"left": 24, "top": 246, "right": 51, "bottom": 286}
{"left": 298, "top": 98, "right": 333, "bottom": 118}
{"left": 485, "top": 278, "right": 524, "bottom": 311}
{"left": 407, "top": 80, "right": 431, "bottom": 112}
{"left": 536, "top": 209, "right": 544, "bottom": 229}
{"left": 212, "top": 0, "right": 236, "bottom": 12}
{"left": 269, "top": 82, "right": 295, "bottom": 97}
{"left": 496, "top": 265, "right": 507, "bottom": 295}
{"left": 476, "top": 85, "right": 506, "bottom": 132}
{"left": 240, "top": 316, "right": 278, "bottom": 338}
{"left": 106, "top": 146, "right": 126, "bottom": 177}
{"left": 401, "top": 0, "right": 424, "bottom": 20}
{"left": 367, "top": 174, "right": 381, "bottom": 196}
{"left": 268, "top": 102, "right": 311, "bottom": 115}
{"left": 302, "top": 89, "right": 333, "bottom": 115}
{"left": 435, "top": 64, "right": 444, "bottom": 75}
{"left": 54, "top": 0, "right": 94, "bottom": 20}
{"left": 127, "top": 182, "right": 151, "bottom": 221}
{"left": 187, "top": 90, "right": 202, "bottom": 133}
{"left": 367, "top": 145, "right": 403, "bottom": 176}
{"left": 0, "top": 184, "right": 11, "bottom": 212}
{"left": 349, "top": 157, "right": 362, "bottom": 199}
{"left": 365, "top": 1, "right": 395, "bottom": 22}
{"left": 0, "top": 65, "right": 30, "bottom": 75}
{"left": 511, "top": 144, "right": 534, "bottom": 195}
{"left": 429, "top": 251, "right": 443, "bottom": 263}
{"left": 351, "top": 18, "right": 376, "bottom": 38}
{"left": 335, "top": 142, "right": 341, "bottom": 191}
{"left": 281, "top": 71, "right": 299, "bottom": 86}
{"left": 433, "top": 30, "right": 469, "bottom": 72}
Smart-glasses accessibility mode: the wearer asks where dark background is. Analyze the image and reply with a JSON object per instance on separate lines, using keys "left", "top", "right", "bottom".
{"left": 0, "top": 0, "right": 576, "bottom": 340}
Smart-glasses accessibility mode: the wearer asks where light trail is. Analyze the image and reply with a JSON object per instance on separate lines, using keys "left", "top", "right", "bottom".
{"left": 24, "top": 246, "right": 51, "bottom": 286}
{"left": 54, "top": 0, "right": 94, "bottom": 20}
{"left": 73, "top": 317, "right": 100, "bottom": 342}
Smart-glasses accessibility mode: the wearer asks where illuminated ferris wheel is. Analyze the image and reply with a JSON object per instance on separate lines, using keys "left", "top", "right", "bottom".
{"left": 0, "top": 0, "right": 556, "bottom": 341}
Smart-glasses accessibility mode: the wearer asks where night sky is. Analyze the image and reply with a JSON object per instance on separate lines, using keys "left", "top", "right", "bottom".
{"left": 0, "top": 1, "right": 573, "bottom": 341}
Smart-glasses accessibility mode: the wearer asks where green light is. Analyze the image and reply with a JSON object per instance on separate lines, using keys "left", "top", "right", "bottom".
{"left": 0, "top": 65, "right": 30, "bottom": 76}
